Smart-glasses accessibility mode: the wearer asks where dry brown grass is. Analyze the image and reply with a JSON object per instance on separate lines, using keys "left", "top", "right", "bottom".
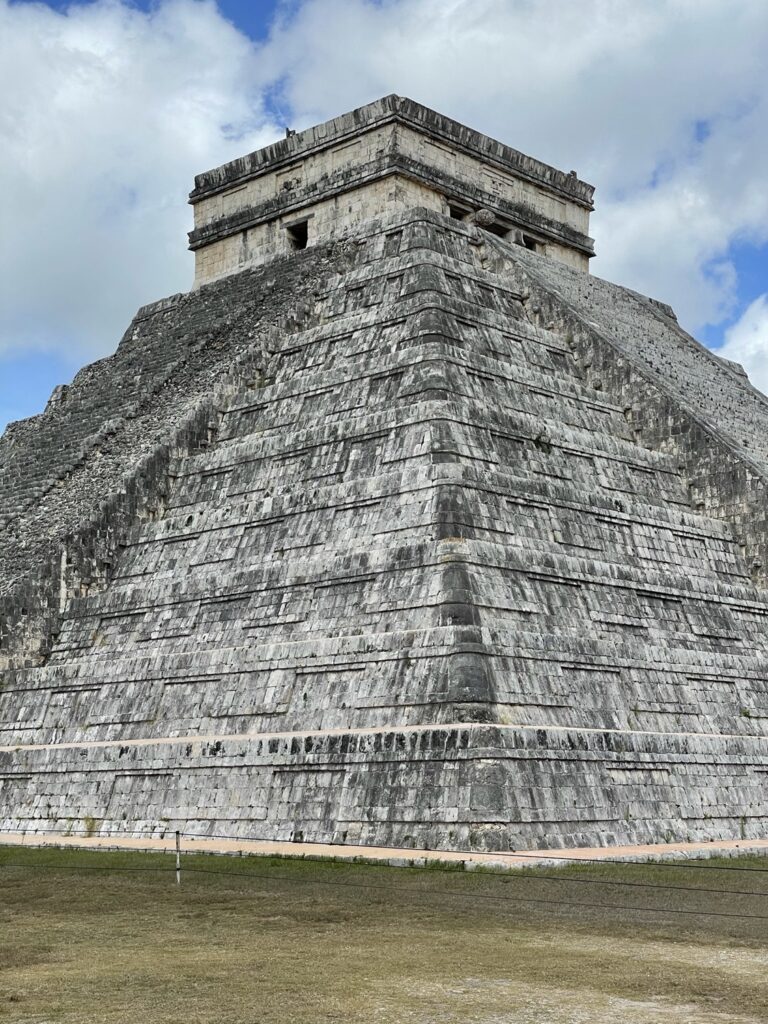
{"left": 0, "top": 845, "right": 767, "bottom": 1023}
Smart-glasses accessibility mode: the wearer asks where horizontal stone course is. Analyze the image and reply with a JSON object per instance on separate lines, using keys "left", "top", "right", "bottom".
{"left": 1, "top": 723, "right": 765, "bottom": 850}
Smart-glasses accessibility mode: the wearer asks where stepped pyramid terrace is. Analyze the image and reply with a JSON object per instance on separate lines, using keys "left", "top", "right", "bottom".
{"left": 1, "top": 96, "right": 767, "bottom": 853}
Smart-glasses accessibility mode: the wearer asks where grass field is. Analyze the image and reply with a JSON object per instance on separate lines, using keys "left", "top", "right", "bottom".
{"left": 1, "top": 845, "right": 767, "bottom": 1023}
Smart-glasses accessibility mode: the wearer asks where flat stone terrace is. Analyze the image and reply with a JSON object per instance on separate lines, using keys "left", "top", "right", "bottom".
{"left": 1, "top": 210, "right": 768, "bottom": 852}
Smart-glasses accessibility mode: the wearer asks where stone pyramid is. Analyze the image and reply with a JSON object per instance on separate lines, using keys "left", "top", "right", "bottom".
{"left": 1, "top": 96, "right": 767, "bottom": 852}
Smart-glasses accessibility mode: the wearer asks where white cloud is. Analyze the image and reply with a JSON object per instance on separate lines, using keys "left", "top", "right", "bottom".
{"left": 717, "top": 294, "right": 768, "bottom": 396}
{"left": 2, "top": 0, "right": 768, "bottom": 375}
{"left": 0, "top": 0, "right": 280, "bottom": 360}
{"left": 260, "top": 0, "right": 768, "bottom": 332}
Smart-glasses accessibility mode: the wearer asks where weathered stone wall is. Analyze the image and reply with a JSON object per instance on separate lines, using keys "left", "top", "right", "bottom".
{"left": 193, "top": 175, "right": 444, "bottom": 286}
{"left": 3, "top": 725, "right": 765, "bottom": 850}
{"left": 0, "top": 237, "right": 359, "bottom": 669}
{"left": 2, "top": 208, "right": 768, "bottom": 851}
{"left": 190, "top": 95, "right": 594, "bottom": 285}
{"left": 488, "top": 235, "right": 768, "bottom": 588}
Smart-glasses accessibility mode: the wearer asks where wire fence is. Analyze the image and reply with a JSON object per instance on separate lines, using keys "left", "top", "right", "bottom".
{"left": 1, "top": 822, "right": 766, "bottom": 872}
{"left": 2, "top": 824, "right": 768, "bottom": 923}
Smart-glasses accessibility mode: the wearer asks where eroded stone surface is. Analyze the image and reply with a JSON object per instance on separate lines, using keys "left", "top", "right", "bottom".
{"left": 2, "top": 200, "right": 768, "bottom": 851}
{"left": 189, "top": 95, "right": 595, "bottom": 285}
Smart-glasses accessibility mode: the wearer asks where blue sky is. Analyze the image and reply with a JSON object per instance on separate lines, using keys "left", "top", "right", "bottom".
{"left": 1, "top": 0, "right": 767, "bottom": 432}
{"left": 34, "top": 0, "right": 281, "bottom": 36}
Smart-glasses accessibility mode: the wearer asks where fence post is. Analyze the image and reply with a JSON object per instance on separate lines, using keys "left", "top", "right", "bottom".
{"left": 175, "top": 830, "right": 181, "bottom": 886}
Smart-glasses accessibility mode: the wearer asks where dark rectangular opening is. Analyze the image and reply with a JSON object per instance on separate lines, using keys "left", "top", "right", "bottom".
{"left": 286, "top": 220, "right": 308, "bottom": 250}
{"left": 522, "top": 233, "right": 539, "bottom": 252}
{"left": 384, "top": 230, "right": 402, "bottom": 256}
{"left": 448, "top": 204, "right": 470, "bottom": 220}
{"left": 484, "top": 222, "right": 509, "bottom": 239}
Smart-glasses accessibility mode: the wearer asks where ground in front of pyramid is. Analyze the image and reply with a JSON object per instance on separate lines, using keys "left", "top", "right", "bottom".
{"left": 2, "top": 844, "right": 767, "bottom": 1024}
{"left": 1, "top": 95, "right": 767, "bottom": 856}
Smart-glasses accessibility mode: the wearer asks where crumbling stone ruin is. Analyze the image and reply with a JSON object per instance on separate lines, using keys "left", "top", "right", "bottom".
{"left": 1, "top": 96, "right": 767, "bottom": 851}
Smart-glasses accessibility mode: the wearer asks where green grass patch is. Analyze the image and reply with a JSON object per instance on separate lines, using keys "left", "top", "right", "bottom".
{"left": 0, "top": 844, "right": 766, "bottom": 1023}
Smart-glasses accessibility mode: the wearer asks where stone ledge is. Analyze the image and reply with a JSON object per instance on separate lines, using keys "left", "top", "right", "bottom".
{"left": 190, "top": 95, "right": 595, "bottom": 207}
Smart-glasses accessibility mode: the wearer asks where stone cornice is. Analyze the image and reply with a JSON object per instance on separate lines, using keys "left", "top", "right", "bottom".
{"left": 189, "top": 94, "right": 595, "bottom": 210}
{"left": 188, "top": 152, "right": 595, "bottom": 257}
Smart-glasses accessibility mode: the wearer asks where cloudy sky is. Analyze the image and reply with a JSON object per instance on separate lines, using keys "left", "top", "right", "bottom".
{"left": 1, "top": 0, "right": 767, "bottom": 432}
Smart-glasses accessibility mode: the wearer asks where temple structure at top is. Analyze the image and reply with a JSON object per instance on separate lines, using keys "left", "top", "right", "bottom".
{"left": 188, "top": 95, "right": 595, "bottom": 286}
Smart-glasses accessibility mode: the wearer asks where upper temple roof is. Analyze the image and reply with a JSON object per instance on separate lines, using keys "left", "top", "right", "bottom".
{"left": 189, "top": 94, "right": 595, "bottom": 207}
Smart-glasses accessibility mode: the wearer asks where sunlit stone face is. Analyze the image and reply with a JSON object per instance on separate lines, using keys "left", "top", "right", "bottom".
{"left": 188, "top": 95, "right": 595, "bottom": 287}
